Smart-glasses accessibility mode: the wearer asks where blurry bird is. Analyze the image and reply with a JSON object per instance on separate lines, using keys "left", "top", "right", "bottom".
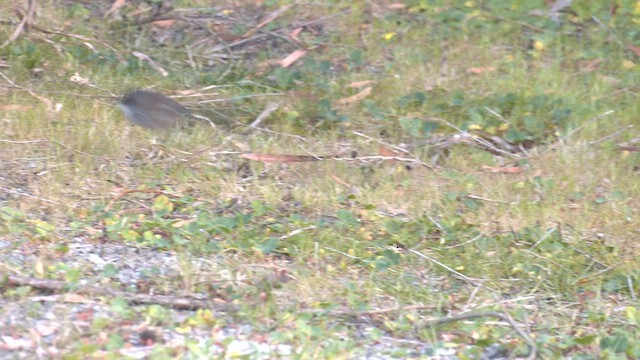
{"left": 118, "top": 90, "right": 191, "bottom": 130}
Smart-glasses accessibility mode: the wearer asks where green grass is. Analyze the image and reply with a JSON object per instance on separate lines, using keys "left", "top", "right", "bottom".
{"left": 1, "top": 0, "right": 640, "bottom": 358}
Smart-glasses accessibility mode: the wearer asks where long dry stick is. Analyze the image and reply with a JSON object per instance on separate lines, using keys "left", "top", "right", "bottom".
{"left": 6, "top": 274, "right": 233, "bottom": 311}
{"left": 1, "top": 0, "right": 36, "bottom": 48}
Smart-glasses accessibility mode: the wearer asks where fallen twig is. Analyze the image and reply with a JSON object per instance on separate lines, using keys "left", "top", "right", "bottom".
{"left": 0, "top": 187, "right": 78, "bottom": 209}
{"left": 0, "top": 138, "right": 110, "bottom": 161}
{"left": 617, "top": 135, "right": 640, "bottom": 151}
{"left": 104, "top": 189, "right": 184, "bottom": 212}
{"left": 352, "top": 131, "right": 411, "bottom": 155}
{"left": 407, "top": 248, "right": 485, "bottom": 283}
{"left": 1, "top": 0, "right": 36, "bottom": 48}
{"left": 320, "top": 305, "right": 536, "bottom": 359}
{"left": 279, "top": 225, "right": 317, "bottom": 240}
{"left": 566, "top": 110, "right": 615, "bottom": 139}
{"left": 333, "top": 155, "right": 433, "bottom": 168}
{"left": 423, "top": 311, "right": 537, "bottom": 360}
{"left": 431, "top": 117, "right": 524, "bottom": 159}
{"left": 249, "top": 101, "right": 281, "bottom": 128}
{"left": 6, "top": 274, "right": 233, "bottom": 311}
{"left": 210, "top": 9, "right": 351, "bottom": 53}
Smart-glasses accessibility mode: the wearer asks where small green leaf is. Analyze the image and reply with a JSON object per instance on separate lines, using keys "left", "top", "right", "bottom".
{"left": 570, "top": 192, "right": 586, "bottom": 201}
{"left": 15, "top": 286, "right": 32, "bottom": 297}
{"left": 106, "top": 334, "right": 124, "bottom": 351}
{"left": 110, "top": 297, "right": 131, "bottom": 317}
{"left": 382, "top": 220, "right": 404, "bottom": 234}
{"left": 624, "top": 306, "right": 639, "bottom": 325}
{"left": 64, "top": 268, "right": 81, "bottom": 284}
{"left": 256, "top": 237, "right": 280, "bottom": 254}
{"left": 574, "top": 335, "right": 597, "bottom": 345}
{"left": 594, "top": 197, "right": 607, "bottom": 204}
{"left": 599, "top": 334, "right": 628, "bottom": 353}
{"left": 251, "top": 200, "right": 268, "bottom": 217}
{"left": 147, "top": 305, "right": 169, "bottom": 322}
{"left": 101, "top": 264, "right": 119, "bottom": 278}
{"left": 152, "top": 195, "right": 174, "bottom": 216}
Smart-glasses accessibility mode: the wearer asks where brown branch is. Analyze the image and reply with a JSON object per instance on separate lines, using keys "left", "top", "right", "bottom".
{"left": 347, "top": 305, "right": 439, "bottom": 316}
{"left": 6, "top": 275, "right": 535, "bottom": 358}
{"left": 0, "top": 186, "right": 78, "bottom": 209}
{"left": 617, "top": 135, "right": 640, "bottom": 152}
{"left": 210, "top": 9, "right": 351, "bottom": 53}
{"left": 423, "top": 311, "right": 537, "bottom": 360}
{"left": 0, "top": 138, "right": 110, "bottom": 161}
{"left": 104, "top": 189, "right": 185, "bottom": 212}
{"left": 6, "top": 274, "right": 234, "bottom": 311}
{"left": 334, "top": 156, "right": 433, "bottom": 169}
{"left": 1, "top": 0, "right": 37, "bottom": 48}
{"left": 316, "top": 304, "right": 536, "bottom": 359}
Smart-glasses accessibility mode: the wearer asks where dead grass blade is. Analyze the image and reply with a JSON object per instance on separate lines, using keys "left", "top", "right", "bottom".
{"left": 481, "top": 165, "right": 527, "bottom": 173}
{"left": 277, "top": 49, "right": 308, "bottom": 68}
{"left": 241, "top": 153, "right": 324, "bottom": 163}
{"left": 336, "top": 87, "right": 372, "bottom": 105}
{"left": 105, "top": 0, "right": 127, "bottom": 17}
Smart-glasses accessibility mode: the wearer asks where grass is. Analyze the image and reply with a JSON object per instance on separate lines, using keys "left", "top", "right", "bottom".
{"left": 1, "top": 0, "right": 640, "bottom": 358}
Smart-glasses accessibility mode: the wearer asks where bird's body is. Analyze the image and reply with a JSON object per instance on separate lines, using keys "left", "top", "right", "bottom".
{"left": 119, "top": 90, "right": 190, "bottom": 129}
